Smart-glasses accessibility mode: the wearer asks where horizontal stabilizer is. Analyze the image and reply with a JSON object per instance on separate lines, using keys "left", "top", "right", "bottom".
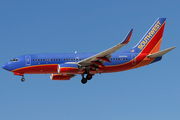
{"left": 147, "top": 46, "right": 176, "bottom": 58}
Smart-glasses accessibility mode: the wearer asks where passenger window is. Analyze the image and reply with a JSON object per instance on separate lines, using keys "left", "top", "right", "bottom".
{"left": 43, "top": 59, "right": 45, "bottom": 61}
{"left": 59, "top": 59, "right": 61, "bottom": 61}
{"left": 123, "top": 58, "right": 125, "bottom": 60}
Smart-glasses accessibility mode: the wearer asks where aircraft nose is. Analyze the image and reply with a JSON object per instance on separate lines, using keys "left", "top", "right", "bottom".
{"left": 2, "top": 63, "right": 9, "bottom": 71}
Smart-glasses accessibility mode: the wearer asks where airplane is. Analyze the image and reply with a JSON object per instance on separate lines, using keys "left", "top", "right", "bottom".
{"left": 2, "top": 18, "right": 176, "bottom": 84}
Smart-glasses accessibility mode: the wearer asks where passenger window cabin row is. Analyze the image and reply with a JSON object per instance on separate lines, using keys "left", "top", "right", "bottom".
{"left": 110, "top": 58, "right": 128, "bottom": 60}
{"left": 32, "top": 58, "right": 84, "bottom": 62}
{"left": 32, "top": 57, "right": 128, "bottom": 62}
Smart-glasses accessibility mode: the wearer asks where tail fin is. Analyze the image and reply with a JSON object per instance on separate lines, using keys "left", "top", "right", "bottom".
{"left": 133, "top": 18, "right": 166, "bottom": 54}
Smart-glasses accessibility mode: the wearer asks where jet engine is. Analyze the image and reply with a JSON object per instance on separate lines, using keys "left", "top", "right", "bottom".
{"left": 50, "top": 74, "right": 72, "bottom": 80}
{"left": 57, "top": 64, "right": 79, "bottom": 74}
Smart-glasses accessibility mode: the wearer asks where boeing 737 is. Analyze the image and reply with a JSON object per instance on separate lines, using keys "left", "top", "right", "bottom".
{"left": 2, "top": 18, "right": 176, "bottom": 84}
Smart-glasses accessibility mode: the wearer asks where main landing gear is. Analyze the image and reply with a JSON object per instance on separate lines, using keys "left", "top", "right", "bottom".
{"left": 81, "top": 74, "right": 93, "bottom": 84}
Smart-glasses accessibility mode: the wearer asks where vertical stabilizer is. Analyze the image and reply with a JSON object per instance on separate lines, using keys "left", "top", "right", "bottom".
{"left": 133, "top": 18, "right": 166, "bottom": 54}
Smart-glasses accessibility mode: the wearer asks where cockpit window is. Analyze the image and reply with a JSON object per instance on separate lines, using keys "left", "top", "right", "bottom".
{"left": 10, "top": 59, "right": 18, "bottom": 62}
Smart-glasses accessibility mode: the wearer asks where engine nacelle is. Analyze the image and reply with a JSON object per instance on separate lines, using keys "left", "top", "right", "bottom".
{"left": 58, "top": 64, "right": 79, "bottom": 74}
{"left": 50, "top": 74, "right": 71, "bottom": 80}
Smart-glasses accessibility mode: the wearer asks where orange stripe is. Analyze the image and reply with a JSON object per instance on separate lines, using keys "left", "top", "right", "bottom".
{"left": 150, "top": 38, "right": 162, "bottom": 54}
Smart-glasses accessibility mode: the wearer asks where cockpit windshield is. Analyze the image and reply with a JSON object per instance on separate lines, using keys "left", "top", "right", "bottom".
{"left": 10, "top": 58, "right": 18, "bottom": 62}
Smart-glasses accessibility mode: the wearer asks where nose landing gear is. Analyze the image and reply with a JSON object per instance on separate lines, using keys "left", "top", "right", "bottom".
{"left": 21, "top": 75, "right": 25, "bottom": 82}
{"left": 14, "top": 72, "right": 25, "bottom": 82}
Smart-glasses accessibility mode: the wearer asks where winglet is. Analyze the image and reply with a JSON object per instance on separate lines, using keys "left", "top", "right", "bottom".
{"left": 121, "top": 29, "right": 133, "bottom": 44}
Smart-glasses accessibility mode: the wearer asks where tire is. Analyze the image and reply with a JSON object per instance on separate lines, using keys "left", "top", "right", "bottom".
{"left": 86, "top": 74, "right": 92, "bottom": 80}
{"left": 81, "top": 78, "right": 87, "bottom": 84}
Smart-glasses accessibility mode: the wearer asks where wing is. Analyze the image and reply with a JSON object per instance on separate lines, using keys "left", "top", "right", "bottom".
{"left": 78, "top": 29, "right": 133, "bottom": 67}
